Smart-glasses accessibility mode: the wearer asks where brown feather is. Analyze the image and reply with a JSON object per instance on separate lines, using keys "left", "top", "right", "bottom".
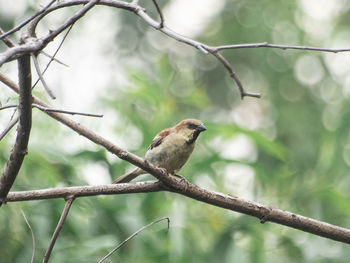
{"left": 113, "top": 119, "right": 206, "bottom": 184}
{"left": 148, "top": 128, "right": 171, "bottom": 150}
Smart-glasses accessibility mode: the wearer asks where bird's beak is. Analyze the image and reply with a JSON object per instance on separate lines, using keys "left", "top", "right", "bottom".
{"left": 197, "top": 124, "right": 207, "bottom": 132}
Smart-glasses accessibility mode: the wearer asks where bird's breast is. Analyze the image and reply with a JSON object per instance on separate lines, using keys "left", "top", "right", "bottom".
{"left": 145, "top": 133, "right": 195, "bottom": 173}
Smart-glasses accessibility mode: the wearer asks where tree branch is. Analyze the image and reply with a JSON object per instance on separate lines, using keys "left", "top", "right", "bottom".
{"left": 210, "top": 51, "right": 261, "bottom": 99}
{"left": 0, "top": 104, "right": 103, "bottom": 117}
{"left": 3, "top": 73, "right": 350, "bottom": 243}
{"left": 32, "top": 25, "right": 73, "bottom": 90}
{"left": 3, "top": 60, "right": 350, "bottom": 244}
{"left": 21, "top": 210, "right": 36, "bottom": 263}
{"left": 6, "top": 181, "right": 350, "bottom": 244}
{"left": 6, "top": 182, "right": 164, "bottom": 201}
{"left": 0, "top": 54, "right": 32, "bottom": 204}
{"left": 31, "top": 54, "right": 56, "bottom": 99}
{"left": 43, "top": 196, "right": 75, "bottom": 263}
{"left": 0, "top": 115, "right": 20, "bottom": 141}
{"left": 1, "top": 0, "right": 350, "bottom": 246}
{"left": 0, "top": 104, "right": 18, "bottom": 111}
{"left": 151, "top": 0, "right": 164, "bottom": 29}
{"left": 0, "top": 0, "right": 101, "bottom": 66}
{"left": 0, "top": 27, "right": 16, "bottom": 48}
{"left": 3, "top": 1, "right": 350, "bottom": 98}
{"left": 33, "top": 104, "right": 103, "bottom": 117}
{"left": 98, "top": 217, "right": 170, "bottom": 263}
{"left": 0, "top": 0, "right": 57, "bottom": 41}
{"left": 212, "top": 42, "right": 350, "bottom": 53}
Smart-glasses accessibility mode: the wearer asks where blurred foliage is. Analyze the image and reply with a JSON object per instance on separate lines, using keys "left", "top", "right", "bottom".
{"left": 1, "top": 0, "right": 350, "bottom": 262}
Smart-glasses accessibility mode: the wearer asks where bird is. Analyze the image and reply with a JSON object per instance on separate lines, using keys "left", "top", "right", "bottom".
{"left": 112, "top": 119, "right": 206, "bottom": 184}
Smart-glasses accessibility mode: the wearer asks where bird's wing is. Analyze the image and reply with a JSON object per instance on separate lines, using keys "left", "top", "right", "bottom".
{"left": 148, "top": 128, "right": 171, "bottom": 150}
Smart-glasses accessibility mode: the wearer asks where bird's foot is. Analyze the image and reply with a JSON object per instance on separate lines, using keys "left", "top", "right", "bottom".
{"left": 174, "top": 174, "right": 190, "bottom": 191}
{"left": 158, "top": 167, "right": 168, "bottom": 175}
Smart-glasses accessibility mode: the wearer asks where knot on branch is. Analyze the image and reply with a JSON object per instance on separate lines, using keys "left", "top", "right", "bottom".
{"left": 119, "top": 151, "right": 129, "bottom": 160}
{"left": 259, "top": 206, "right": 272, "bottom": 224}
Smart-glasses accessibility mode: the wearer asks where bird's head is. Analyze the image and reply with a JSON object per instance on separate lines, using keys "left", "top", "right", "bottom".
{"left": 174, "top": 119, "right": 207, "bottom": 145}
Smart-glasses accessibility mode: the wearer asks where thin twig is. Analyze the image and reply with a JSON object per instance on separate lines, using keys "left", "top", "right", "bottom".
{"left": 43, "top": 197, "right": 75, "bottom": 263}
{"left": 21, "top": 210, "right": 36, "bottom": 263}
{"left": 132, "top": 2, "right": 259, "bottom": 98}
{"left": 40, "top": 0, "right": 101, "bottom": 46}
{"left": 211, "top": 51, "right": 261, "bottom": 99}
{"left": 0, "top": 104, "right": 19, "bottom": 141}
{"left": 213, "top": 42, "right": 350, "bottom": 53}
{"left": 196, "top": 44, "right": 209, "bottom": 54}
{"left": 0, "top": 104, "right": 17, "bottom": 111}
{"left": 151, "top": 0, "right": 164, "bottom": 29}
{"left": 0, "top": 115, "right": 19, "bottom": 141}
{"left": 0, "top": 0, "right": 100, "bottom": 66}
{"left": 0, "top": 103, "right": 103, "bottom": 117}
{"left": 0, "top": 27, "right": 16, "bottom": 47}
{"left": 31, "top": 54, "right": 56, "bottom": 99}
{"left": 0, "top": 0, "right": 57, "bottom": 40}
{"left": 3, "top": 1, "right": 350, "bottom": 98}
{"left": 98, "top": 217, "right": 170, "bottom": 263}
{"left": 32, "top": 24, "right": 73, "bottom": 90}
{"left": 40, "top": 51, "right": 69, "bottom": 67}
{"left": 33, "top": 103, "right": 104, "bottom": 117}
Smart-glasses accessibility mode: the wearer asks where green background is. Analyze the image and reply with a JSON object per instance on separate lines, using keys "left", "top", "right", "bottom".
{"left": 1, "top": 0, "right": 350, "bottom": 262}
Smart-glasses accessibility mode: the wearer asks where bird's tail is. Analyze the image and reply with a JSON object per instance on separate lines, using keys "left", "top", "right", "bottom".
{"left": 112, "top": 168, "right": 145, "bottom": 184}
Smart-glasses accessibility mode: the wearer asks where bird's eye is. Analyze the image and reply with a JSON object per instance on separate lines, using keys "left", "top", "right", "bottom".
{"left": 187, "top": 123, "right": 197, "bottom": 129}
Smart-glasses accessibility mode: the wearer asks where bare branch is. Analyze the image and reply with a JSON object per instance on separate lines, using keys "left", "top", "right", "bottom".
{"left": 2, "top": 0, "right": 350, "bottom": 245}
{"left": 3, "top": 1, "right": 350, "bottom": 97}
{"left": 21, "top": 210, "right": 36, "bottom": 263}
{"left": 0, "top": 103, "right": 103, "bottom": 117}
{"left": 213, "top": 42, "right": 350, "bottom": 53}
{"left": 6, "top": 182, "right": 164, "bottom": 201}
{"left": 40, "top": 51, "right": 69, "bottom": 67}
{"left": 3, "top": 74, "right": 350, "bottom": 243}
{"left": 6, "top": 180, "right": 350, "bottom": 244}
{"left": 0, "top": 0, "right": 100, "bottom": 66}
{"left": 43, "top": 197, "right": 74, "bottom": 263}
{"left": 210, "top": 51, "right": 261, "bottom": 99}
{"left": 39, "top": 0, "right": 100, "bottom": 47}
{"left": 0, "top": 115, "right": 19, "bottom": 141}
{"left": 0, "top": 104, "right": 17, "bottom": 111}
{"left": 98, "top": 217, "right": 170, "bottom": 263}
{"left": 0, "top": 75, "right": 21, "bottom": 141}
{"left": 0, "top": 0, "right": 57, "bottom": 41}
{"left": 0, "top": 54, "right": 32, "bottom": 204}
{"left": 32, "top": 24, "right": 73, "bottom": 89}
{"left": 31, "top": 54, "right": 56, "bottom": 99}
{"left": 0, "top": 27, "right": 16, "bottom": 48}
{"left": 151, "top": 0, "right": 164, "bottom": 29}
{"left": 33, "top": 104, "right": 103, "bottom": 117}
{"left": 0, "top": 72, "right": 22, "bottom": 92}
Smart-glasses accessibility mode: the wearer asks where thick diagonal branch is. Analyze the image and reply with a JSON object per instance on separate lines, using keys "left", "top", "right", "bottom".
{"left": 3, "top": 74, "right": 350, "bottom": 244}
{"left": 0, "top": 54, "right": 32, "bottom": 204}
{"left": 6, "top": 181, "right": 350, "bottom": 245}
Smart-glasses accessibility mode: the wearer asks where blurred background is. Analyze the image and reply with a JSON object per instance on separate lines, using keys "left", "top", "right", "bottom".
{"left": 1, "top": 0, "right": 350, "bottom": 262}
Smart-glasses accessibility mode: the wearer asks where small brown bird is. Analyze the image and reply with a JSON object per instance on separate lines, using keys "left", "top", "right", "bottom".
{"left": 113, "top": 119, "right": 206, "bottom": 184}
